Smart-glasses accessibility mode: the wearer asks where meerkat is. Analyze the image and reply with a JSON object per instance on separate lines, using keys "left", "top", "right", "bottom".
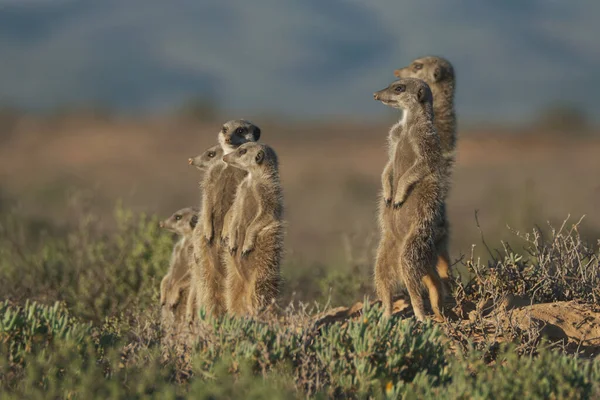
{"left": 182, "top": 145, "right": 224, "bottom": 322}
{"left": 192, "top": 120, "right": 261, "bottom": 318}
{"left": 221, "top": 142, "right": 283, "bottom": 316}
{"left": 394, "top": 56, "right": 456, "bottom": 295}
{"left": 159, "top": 207, "right": 199, "bottom": 337}
{"left": 373, "top": 77, "right": 447, "bottom": 321}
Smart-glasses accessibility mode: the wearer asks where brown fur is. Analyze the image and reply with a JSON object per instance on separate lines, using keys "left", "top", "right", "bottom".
{"left": 373, "top": 78, "right": 447, "bottom": 321}
{"left": 159, "top": 207, "right": 198, "bottom": 339}
{"left": 221, "top": 143, "right": 284, "bottom": 316}
{"left": 192, "top": 120, "right": 261, "bottom": 318}
{"left": 185, "top": 145, "right": 223, "bottom": 321}
{"left": 394, "top": 56, "right": 456, "bottom": 295}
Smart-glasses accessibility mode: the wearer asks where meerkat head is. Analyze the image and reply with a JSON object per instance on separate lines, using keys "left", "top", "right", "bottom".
{"left": 218, "top": 119, "right": 261, "bottom": 155}
{"left": 188, "top": 145, "right": 223, "bottom": 171}
{"left": 373, "top": 78, "right": 433, "bottom": 111}
{"left": 222, "top": 142, "right": 278, "bottom": 173}
{"left": 159, "top": 207, "right": 199, "bottom": 237}
{"left": 393, "top": 56, "right": 454, "bottom": 87}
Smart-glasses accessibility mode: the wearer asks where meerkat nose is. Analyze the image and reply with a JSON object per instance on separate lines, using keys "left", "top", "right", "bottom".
{"left": 373, "top": 93, "right": 380, "bottom": 100}
{"left": 188, "top": 158, "right": 193, "bottom": 165}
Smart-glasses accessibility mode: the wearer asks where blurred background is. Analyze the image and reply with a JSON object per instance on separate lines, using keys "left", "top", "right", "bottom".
{"left": 1, "top": 1, "right": 599, "bottom": 305}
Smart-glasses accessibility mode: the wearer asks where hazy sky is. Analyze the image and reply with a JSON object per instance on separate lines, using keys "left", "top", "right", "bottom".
{"left": 1, "top": 0, "right": 599, "bottom": 123}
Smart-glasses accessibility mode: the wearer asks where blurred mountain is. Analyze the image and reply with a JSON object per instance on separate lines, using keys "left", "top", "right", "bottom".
{"left": 0, "top": 0, "right": 599, "bottom": 122}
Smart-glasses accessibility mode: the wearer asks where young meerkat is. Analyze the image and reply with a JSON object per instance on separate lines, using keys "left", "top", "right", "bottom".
{"left": 373, "top": 77, "right": 447, "bottom": 321}
{"left": 192, "top": 120, "right": 261, "bottom": 317}
{"left": 183, "top": 145, "right": 224, "bottom": 322}
{"left": 394, "top": 56, "right": 456, "bottom": 295}
{"left": 159, "top": 207, "right": 199, "bottom": 335}
{"left": 221, "top": 142, "right": 284, "bottom": 316}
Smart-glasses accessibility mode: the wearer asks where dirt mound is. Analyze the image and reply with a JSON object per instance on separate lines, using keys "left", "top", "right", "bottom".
{"left": 312, "top": 297, "right": 600, "bottom": 358}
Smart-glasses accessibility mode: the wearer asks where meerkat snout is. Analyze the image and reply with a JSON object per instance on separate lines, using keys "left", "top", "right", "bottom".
{"left": 188, "top": 158, "right": 193, "bottom": 165}
{"left": 374, "top": 92, "right": 381, "bottom": 100}
{"left": 159, "top": 221, "right": 165, "bottom": 228}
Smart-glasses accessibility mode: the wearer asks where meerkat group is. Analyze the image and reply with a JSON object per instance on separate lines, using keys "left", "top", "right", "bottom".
{"left": 157, "top": 55, "right": 458, "bottom": 332}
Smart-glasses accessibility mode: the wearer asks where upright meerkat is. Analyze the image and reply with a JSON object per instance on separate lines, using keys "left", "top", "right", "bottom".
{"left": 192, "top": 120, "right": 261, "bottom": 317}
{"left": 159, "top": 207, "right": 199, "bottom": 337}
{"left": 221, "top": 142, "right": 284, "bottom": 316}
{"left": 373, "top": 77, "right": 447, "bottom": 321}
{"left": 394, "top": 56, "right": 456, "bottom": 294}
{"left": 183, "top": 145, "right": 224, "bottom": 322}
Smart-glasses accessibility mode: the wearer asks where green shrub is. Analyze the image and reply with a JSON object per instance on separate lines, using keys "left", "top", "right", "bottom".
{"left": 0, "top": 300, "right": 92, "bottom": 365}
{"left": 0, "top": 203, "right": 173, "bottom": 322}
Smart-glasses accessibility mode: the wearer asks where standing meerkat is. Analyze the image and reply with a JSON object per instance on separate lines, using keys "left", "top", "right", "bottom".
{"left": 192, "top": 120, "right": 261, "bottom": 317}
{"left": 221, "top": 142, "right": 284, "bottom": 316}
{"left": 184, "top": 145, "right": 224, "bottom": 322}
{"left": 373, "top": 77, "right": 447, "bottom": 321}
{"left": 159, "top": 207, "right": 199, "bottom": 337}
{"left": 394, "top": 56, "right": 456, "bottom": 295}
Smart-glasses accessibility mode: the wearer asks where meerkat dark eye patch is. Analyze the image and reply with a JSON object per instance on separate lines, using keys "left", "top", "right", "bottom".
{"left": 394, "top": 84, "right": 406, "bottom": 93}
{"left": 235, "top": 127, "right": 245, "bottom": 135}
{"left": 175, "top": 215, "right": 182, "bottom": 221}
{"left": 208, "top": 151, "right": 215, "bottom": 158}
{"left": 238, "top": 148, "right": 247, "bottom": 155}
{"left": 255, "top": 150, "right": 265, "bottom": 164}
{"left": 413, "top": 63, "right": 423, "bottom": 71}
{"left": 190, "top": 215, "right": 199, "bottom": 229}
{"left": 222, "top": 126, "right": 228, "bottom": 133}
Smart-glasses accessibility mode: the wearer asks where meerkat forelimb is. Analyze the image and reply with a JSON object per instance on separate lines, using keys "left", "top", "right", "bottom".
{"left": 221, "top": 142, "right": 284, "bottom": 316}
{"left": 373, "top": 78, "right": 446, "bottom": 321}
{"left": 193, "top": 120, "right": 261, "bottom": 317}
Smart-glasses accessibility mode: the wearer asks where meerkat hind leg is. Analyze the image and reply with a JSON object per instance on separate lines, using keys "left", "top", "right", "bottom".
{"left": 374, "top": 236, "right": 399, "bottom": 318}
{"left": 436, "top": 248, "right": 453, "bottom": 303}
{"left": 422, "top": 272, "right": 445, "bottom": 322}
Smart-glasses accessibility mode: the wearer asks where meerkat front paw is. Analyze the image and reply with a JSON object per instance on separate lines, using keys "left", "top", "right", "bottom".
{"left": 228, "top": 231, "right": 238, "bottom": 255}
{"left": 393, "top": 190, "right": 407, "bottom": 209}
{"left": 241, "top": 241, "right": 255, "bottom": 258}
{"left": 203, "top": 226, "right": 214, "bottom": 245}
{"left": 220, "top": 233, "right": 229, "bottom": 247}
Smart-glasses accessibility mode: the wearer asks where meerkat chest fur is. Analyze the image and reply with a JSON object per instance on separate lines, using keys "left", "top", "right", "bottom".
{"left": 235, "top": 172, "right": 282, "bottom": 225}
{"left": 391, "top": 114, "right": 440, "bottom": 190}
{"left": 204, "top": 162, "right": 247, "bottom": 224}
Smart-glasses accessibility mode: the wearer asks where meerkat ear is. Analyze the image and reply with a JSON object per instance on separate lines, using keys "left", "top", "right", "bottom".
{"left": 254, "top": 127, "right": 261, "bottom": 141}
{"left": 255, "top": 150, "right": 265, "bottom": 165}
{"left": 433, "top": 66, "right": 443, "bottom": 82}
{"left": 417, "top": 86, "right": 427, "bottom": 103}
{"left": 190, "top": 215, "right": 199, "bottom": 229}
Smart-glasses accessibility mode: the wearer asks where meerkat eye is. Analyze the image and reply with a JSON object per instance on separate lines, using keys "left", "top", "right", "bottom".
{"left": 235, "top": 127, "right": 244, "bottom": 135}
{"left": 394, "top": 85, "right": 406, "bottom": 93}
{"left": 239, "top": 148, "right": 247, "bottom": 155}
{"left": 413, "top": 63, "right": 423, "bottom": 70}
{"left": 208, "top": 151, "right": 215, "bottom": 158}
{"left": 222, "top": 126, "right": 228, "bottom": 133}
{"left": 175, "top": 215, "right": 182, "bottom": 221}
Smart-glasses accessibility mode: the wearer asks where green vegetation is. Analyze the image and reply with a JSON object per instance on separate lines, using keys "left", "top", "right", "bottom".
{"left": 0, "top": 205, "right": 599, "bottom": 398}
